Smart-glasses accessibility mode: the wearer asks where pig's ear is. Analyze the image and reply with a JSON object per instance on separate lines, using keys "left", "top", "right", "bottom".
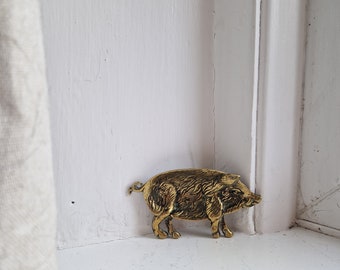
{"left": 222, "top": 174, "right": 240, "bottom": 185}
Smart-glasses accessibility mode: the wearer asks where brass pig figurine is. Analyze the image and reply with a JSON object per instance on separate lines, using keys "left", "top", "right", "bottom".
{"left": 129, "top": 169, "right": 261, "bottom": 239}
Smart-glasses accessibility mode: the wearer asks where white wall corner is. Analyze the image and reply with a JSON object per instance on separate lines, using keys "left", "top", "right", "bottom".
{"left": 255, "top": 0, "right": 307, "bottom": 233}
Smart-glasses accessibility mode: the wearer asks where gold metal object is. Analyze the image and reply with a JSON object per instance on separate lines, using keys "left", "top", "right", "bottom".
{"left": 129, "top": 168, "right": 261, "bottom": 239}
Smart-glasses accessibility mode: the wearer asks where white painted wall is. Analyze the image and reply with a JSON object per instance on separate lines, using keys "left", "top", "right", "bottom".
{"left": 297, "top": 0, "right": 340, "bottom": 234}
{"left": 41, "top": 0, "right": 214, "bottom": 248}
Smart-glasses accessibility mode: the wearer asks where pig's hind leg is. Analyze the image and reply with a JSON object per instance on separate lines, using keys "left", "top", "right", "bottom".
{"left": 165, "top": 216, "right": 181, "bottom": 239}
{"left": 152, "top": 214, "right": 169, "bottom": 239}
{"left": 151, "top": 184, "right": 176, "bottom": 239}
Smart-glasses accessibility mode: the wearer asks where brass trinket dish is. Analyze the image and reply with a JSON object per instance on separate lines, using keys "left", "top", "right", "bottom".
{"left": 129, "top": 169, "right": 261, "bottom": 239}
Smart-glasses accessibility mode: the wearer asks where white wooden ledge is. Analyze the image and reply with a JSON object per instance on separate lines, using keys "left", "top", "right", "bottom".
{"left": 58, "top": 227, "right": 340, "bottom": 270}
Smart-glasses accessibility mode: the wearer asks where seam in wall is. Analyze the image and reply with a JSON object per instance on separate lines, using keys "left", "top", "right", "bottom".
{"left": 251, "top": 0, "right": 263, "bottom": 234}
{"left": 296, "top": 0, "right": 310, "bottom": 221}
{"left": 212, "top": 3, "right": 216, "bottom": 169}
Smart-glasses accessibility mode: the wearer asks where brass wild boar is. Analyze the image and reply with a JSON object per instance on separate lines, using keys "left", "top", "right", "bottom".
{"left": 129, "top": 169, "right": 261, "bottom": 239}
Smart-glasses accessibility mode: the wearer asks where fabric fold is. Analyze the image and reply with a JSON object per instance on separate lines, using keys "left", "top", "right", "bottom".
{"left": 0, "top": 0, "right": 57, "bottom": 269}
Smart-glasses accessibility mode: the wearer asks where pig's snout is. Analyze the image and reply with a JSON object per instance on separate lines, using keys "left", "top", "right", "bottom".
{"left": 245, "top": 193, "right": 261, "bottom": 207}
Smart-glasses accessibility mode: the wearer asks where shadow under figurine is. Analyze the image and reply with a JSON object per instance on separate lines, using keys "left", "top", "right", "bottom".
{"left": 128, "top": 168, "right": 261, "bottom": 239}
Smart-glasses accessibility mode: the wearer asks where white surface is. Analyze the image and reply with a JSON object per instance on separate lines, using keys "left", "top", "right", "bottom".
{"left": 255, "top": 0, "right": 307, "bottom": 233}
{"left": 0, "top": 0, "right": 57, "bottom": 269}
{"left": 40, "top": 0, "right": 214, "bottom": 249}
{"left": 39, "top": 0, "right": 322, "bottom": 250}
{"left": 297, "top": 0, "right": 340, "bottom": 232}
{"left": 213, "top": 0, "right": 258, "bottom": 234}
{"left": 57, "top": 227, "right": 340, "bottom": 270}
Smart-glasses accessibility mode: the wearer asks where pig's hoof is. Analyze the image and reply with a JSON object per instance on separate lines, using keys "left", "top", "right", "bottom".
{"left": 223, "top": 229, "right": 233, "bottom": 238}
{"left": 212, "top": 232, "right": 220, "bottom": 238}
{"left": 172, "top": 231, "right": 181, "bottom": 239}
{"left": 156, "top": 230, "right": 168, "bottom": 239}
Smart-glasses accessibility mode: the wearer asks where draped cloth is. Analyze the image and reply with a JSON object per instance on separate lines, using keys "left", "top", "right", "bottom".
{"left": 0, "top": 0, "right": 57, "bottom": 269}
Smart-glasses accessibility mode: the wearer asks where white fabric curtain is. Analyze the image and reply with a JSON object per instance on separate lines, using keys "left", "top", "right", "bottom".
{"left": 0, "top": 0, "right": 57, "bottom": 269}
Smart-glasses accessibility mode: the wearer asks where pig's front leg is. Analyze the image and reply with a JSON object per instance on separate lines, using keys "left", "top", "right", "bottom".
{"left": 221, "top": 216, "right": 233, "bottom": 238}
{"left": 206, "top": 195, "right": 223, "bottom": 238}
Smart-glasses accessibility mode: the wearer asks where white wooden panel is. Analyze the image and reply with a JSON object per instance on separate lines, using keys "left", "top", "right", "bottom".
{"left": 214, "top": 0, "right": 258, "bottom": 234}
{"left": 255, "top": 0, "right": 307, "bottom": 233}
{"left": 297, "top": 0, "right": 340, "bottom": 232}
{"left": 41, "top": 0, "right": 214, "bottom": 248}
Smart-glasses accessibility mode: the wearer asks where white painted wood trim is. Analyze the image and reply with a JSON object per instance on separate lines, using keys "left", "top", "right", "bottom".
{"left": 296, "top": 219, "right": 340, "bottom": 239}
{"left": 255, "top": 0, "right": 307, "bottom": 233}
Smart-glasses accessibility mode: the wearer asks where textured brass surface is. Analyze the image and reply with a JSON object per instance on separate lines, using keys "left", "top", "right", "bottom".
{"left": 129, "top": 169, "right": 261, "bottom": 239}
